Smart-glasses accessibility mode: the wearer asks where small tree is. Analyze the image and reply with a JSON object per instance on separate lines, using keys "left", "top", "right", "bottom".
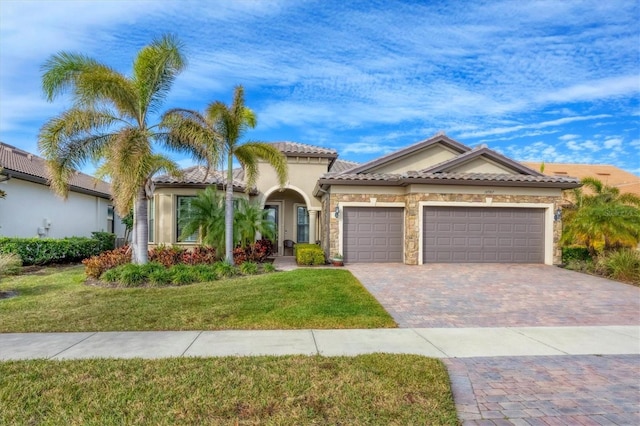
{"left": 562, "top": 177, "right": 640, "bottom": 254}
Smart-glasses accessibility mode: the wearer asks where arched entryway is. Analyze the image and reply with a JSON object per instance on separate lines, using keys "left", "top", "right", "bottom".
{"left": 261, "top": 187, "right": 318, "bottom": 256}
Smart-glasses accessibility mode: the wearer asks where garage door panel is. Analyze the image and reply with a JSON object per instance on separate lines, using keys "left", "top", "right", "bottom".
{"left": 423, "top": 207, "right": 544, "bottom": 264}
{"left": 344, "top": 207, "right": 403, "bottom": 263}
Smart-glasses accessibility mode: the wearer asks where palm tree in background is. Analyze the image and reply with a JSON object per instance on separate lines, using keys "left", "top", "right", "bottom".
{"left": 38, "top": 34, "right": 207, "bottom": 264}
{"left": 162, "top": 85, "right": 287, "bottom": 263}
{"left": 178, "top": 186, "right": 226, "bottom": 251}
{"left": 562, "top": 177, "right": 640, "bottom": 254}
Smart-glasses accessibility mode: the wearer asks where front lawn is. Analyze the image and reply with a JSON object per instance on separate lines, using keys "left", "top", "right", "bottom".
{"left": 0, "top": 355, "right": 459, "bottom": 425}
{"left": 0, "top": 266, "right": 395, "bottom": 332}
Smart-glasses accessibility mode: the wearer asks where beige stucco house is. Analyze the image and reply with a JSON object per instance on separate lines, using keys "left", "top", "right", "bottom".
{"left": 151, "top": 133, "right": 581, "bottom": 265}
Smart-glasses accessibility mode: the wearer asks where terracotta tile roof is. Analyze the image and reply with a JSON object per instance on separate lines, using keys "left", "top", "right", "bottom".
{"left": 153, "top": 166, "right": 251, "bottom": 193}
{"left": 329, "top": 159, "right": 360, "bottom": 173}
{"left": 0, "top": 141, "right": 111, "bottom": 197}
{"left": 522, "top": 162, "right": 640, "bottom": 196}
{"left": 269, "top": 141, "right": 337, "bottom": 157}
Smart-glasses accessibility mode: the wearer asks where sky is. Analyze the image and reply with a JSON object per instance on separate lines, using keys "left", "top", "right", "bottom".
{"left": 1, "top": 0, "right": 639, "bottom": 175}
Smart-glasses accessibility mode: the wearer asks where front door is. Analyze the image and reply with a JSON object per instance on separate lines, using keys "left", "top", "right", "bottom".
{"left": 264, "top": 204, "right": 279, "bottom": 255}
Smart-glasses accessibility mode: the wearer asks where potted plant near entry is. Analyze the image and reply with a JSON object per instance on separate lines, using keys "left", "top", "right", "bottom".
{"left": 331, "top": 253, "right": 344, "bottom": 266}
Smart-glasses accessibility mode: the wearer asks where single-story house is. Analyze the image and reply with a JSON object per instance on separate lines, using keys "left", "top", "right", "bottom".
{"left": 0, "top": 141, "right": 126, "bottom": 239}
{"left": 522, "top": 162, "right": 640, "bottom": 197}
{"left": 151, "top": 133, "right": 581, "bottom": 265}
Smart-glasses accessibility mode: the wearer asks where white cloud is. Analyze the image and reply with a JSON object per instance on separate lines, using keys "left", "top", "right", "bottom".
{"left": 558, "top": 134, "right": 580, "bottom": 141}
{"left": 458, "top": 115, "right": 611, "bottom": 139}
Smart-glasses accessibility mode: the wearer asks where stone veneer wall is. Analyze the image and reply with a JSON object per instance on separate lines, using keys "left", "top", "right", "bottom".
{"left": 328, "top": 191, "right": 563, "bottom": 265}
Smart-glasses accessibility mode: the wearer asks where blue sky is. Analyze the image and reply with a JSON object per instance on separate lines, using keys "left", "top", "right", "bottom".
{"left": 1, "top": 0, "right": 639, "bottom": 174}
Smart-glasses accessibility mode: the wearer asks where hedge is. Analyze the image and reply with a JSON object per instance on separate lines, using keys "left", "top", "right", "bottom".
{"left": 562, "top": 246, "right": 592, "bottom": 264}
{"left": 0, "top": 236, "right": 106, "bottom": 266}
{"left": 295, "top": 243, "right": 326, "bottom": 266}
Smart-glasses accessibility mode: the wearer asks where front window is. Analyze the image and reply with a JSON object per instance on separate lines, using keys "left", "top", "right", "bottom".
{"left": 297, "top": 206, "right": 309, "bottom": 243}
{"left": 177, "top": 196, "right": 197, "bottom": 242}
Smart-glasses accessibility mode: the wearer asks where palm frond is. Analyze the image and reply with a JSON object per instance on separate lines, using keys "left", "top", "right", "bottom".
{"left": 237, "top": 142, "right": 288, "bottom": 187}
{"left": 133, "top": 34, "right": 186, "bottom": 120}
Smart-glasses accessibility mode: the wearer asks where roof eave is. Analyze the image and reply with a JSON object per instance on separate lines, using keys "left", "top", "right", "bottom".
{"left": 4, "top": 169, "right": 112, "bottom": 198}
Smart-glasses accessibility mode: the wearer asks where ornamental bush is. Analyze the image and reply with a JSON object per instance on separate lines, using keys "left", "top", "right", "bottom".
{"left": 295, "top": 243, "right": 325, "bottom": 266}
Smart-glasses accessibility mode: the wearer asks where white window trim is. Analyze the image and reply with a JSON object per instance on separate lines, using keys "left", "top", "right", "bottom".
{"left": 418, "top": 201, "right": 555, "bottom": 266}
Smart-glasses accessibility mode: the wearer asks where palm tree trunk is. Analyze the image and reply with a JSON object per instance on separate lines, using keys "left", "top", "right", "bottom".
{"left": 225, "top": 153, "right": 234, "bottom": 264}
{"left": 132, "top": 186, "right": 149, "bottom": 265}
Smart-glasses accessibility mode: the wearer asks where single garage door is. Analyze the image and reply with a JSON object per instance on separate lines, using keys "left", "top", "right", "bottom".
{"left": 344, "top": 207, "right": 403, "bottom": 262}
{"left": 423, "top": 206, "right": 545, "bottom": 263}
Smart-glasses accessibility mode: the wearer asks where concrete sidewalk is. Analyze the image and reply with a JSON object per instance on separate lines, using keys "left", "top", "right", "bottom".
{"left": 1, "top": 326, "right": 638, "bottom": 360}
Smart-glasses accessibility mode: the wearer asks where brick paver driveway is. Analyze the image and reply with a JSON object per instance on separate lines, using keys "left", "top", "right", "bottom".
{"left": 347, "top": 263, "right": 640, "bottom": 425}
{"left": 346, "top": 263, "right": 640, "bottom": 328}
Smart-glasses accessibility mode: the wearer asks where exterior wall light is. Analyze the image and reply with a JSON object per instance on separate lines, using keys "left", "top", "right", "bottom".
{"left": 554, "top": 207, "right": 562, "bottom": 222}
{"left": 334, "top": 205, "right": 340, "bottom": 219}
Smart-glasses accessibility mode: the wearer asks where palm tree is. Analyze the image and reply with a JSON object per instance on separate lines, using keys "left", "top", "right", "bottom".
{"left": 562, "top": 177, "right": 640, "bottom": 254}
{"left": 234, "top": 198, "right": 276, "bottom": 247}
{"left": 178, "top": 186, "right": 226, "bottom": 252}
{"left": 162, "top": 85, "right": 287, "bottom": 263}
{"left": 38, "top": 34, "right": 206, "bottom": 264}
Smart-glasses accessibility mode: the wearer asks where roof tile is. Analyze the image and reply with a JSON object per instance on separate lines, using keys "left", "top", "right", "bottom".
{"left": 0, "top": 142, "right": 111, "bottom": 197}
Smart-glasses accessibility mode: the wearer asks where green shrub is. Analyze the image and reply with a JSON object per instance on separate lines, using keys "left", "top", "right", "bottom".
{"left": 91, "top": 232, "right": 116, "bottom": 252}
{"left": 100, "top": 268, "right": 121, "bottom": 283}
{"left": 562, "top": 246, "right": 592, "bottom": 264}
{"left": 193, "top": 264, "right": 218, "bottom": 282}
{"left": 239, "top": 261, "right": 258, "bottom": 275}
{"left": 170, "top": 265, "right": 199, "bottom": 286}
{"left": 0, "top": 253, "right": 22, "bottom": 278}
{"left": 118, "top": 264, "right": 147, "bottom": 287}
{"left": 295, "top": 243, "right": 325, "bottom": 266}
{"left": 597, "top": 249, "right": 640, "bottom": 283}
{"left": 148, "top": 268, "right": 173, "bottom": 287}
{"left": 214, "top": 261, "right": 238, "bottom": 278}
{"left": 0, "top": 236, "right": 102, "bottom": 266}
{"left": 262, "top": 262, "right": 276, "bottom": 273}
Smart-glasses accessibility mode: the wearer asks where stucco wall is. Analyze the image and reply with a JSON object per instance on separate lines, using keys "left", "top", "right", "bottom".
{"left": 256, "top": 157, "right": 328, "bottom": 209}
{"left": 327, "top": 184, "right": 564, "bottom": 265}
{"left": 0, "top": 178, "right": 113, "bottom": 238}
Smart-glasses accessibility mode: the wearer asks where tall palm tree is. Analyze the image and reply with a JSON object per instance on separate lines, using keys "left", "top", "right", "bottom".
{"left": 162, "top": 85, "right": 287, "bottom": 263}
{"left": 38, "top": 34, "right": 206, "bottom": 264}
{"left": 562, "top": 177, "right": 640, "bottom": 254}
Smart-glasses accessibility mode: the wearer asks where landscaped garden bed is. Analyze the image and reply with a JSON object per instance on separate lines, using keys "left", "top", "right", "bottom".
{"left": 0, "top": 265, "right": 395, "bottom": 332}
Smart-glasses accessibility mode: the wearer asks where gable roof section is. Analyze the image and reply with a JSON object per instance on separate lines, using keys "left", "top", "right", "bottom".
{"left": 318, "top": 135, "right": 580, "bottom": 190}
{"left": 153, "top": 165, "right": 255, "bottom": 194}
{"left": 422, "top": 146, "right": 544, "bottom": 176}
{"left": 345, "top": 133, "right": 470, "bottom": 174}
{"left": 0, "top": 141, "right": 111, "bottom": 198}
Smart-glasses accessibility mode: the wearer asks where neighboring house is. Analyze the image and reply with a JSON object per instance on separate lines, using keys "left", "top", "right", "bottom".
{"left": 152, "top": 133, "right": 581, "bottom": 265}
{"left": 522, "top": 162, "right": 640, "bottom": 197}
{"left": 0, "top": 141, "right": 126, "bottom": 239}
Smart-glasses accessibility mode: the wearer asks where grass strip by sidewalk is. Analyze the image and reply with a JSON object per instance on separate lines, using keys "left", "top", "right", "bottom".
{"left": 0, "top": 266, "right": 395, "bottom": 332}
{"left": 0, "top": 355, "right": 459, "bottom": 425}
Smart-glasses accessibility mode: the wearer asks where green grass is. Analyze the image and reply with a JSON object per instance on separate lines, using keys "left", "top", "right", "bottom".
{"left": 0, "top": 266, "right": 395, "bottom": 332}
{"left": 0, "top": 355, "right": 459, "bottom": 425}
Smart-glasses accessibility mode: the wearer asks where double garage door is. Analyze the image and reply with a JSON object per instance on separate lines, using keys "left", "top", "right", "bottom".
{"left": 342, "top": 206, "right": 545, "bottom": 263}
{"left": 423, "top": 206, "right": 545, "bottom": 263}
